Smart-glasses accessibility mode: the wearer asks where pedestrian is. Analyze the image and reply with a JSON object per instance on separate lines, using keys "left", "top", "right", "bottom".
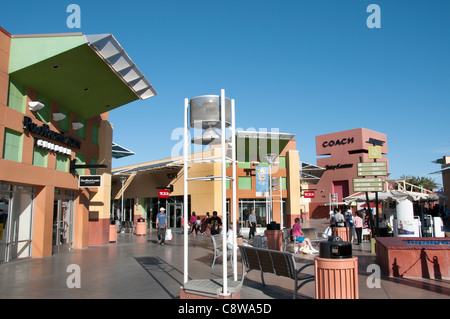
{"left": 210, "top": 219, "right": 221, "bottom": 235}
{"left": 195, "top": 215, "right": 201, "bottom": 235}
{"left": 190, "top": 212, "right": 197, "bottom": 234}
{"left": 156, "top": 207, "right": 167, "bottom": 246}
{"left": 333, "top": 208, "right": 345, "bottom": 227}
{"left": 248, "top": 209, "right": 257, "bottom": 239}
{"left": 353, "top": 210, "right": 363, "bottom": 245}
{"left": 210, "top": 211, "right": 222, "bottom": 228}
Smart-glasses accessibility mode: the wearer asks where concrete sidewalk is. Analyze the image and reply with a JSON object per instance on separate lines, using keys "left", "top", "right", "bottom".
{"left": 0, "top": 219, "right": 448, "bottom": 299}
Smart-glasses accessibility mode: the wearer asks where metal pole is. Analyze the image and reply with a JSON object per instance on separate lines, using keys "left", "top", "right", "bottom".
{"left": 279, "top": 176, "right": 283, "bottom": 230}
{"left": 231, "top": 98, "right": 237, "bottom": 281}
{"left": 220, "top": 89, "right": 229, "bottom": 295}
{"left": 183, "top": 97, "right": 189, "bottom": 284}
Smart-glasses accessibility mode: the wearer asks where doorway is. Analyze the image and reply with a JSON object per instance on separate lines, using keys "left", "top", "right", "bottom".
{"left": 52, "top": 195, "right": 73, "bottom": 254}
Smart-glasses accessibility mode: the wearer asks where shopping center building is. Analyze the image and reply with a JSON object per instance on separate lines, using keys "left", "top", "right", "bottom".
{"left": 0, "top": 27, "right": 156, "bottom": 262}
{"left": 309, "top": 128, "right": 389, "bottom": 218}
{"left": 111, "top": 131, "right": 316, "bottom": 233}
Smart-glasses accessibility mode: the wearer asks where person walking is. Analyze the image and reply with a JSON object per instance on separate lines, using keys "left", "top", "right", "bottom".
{"left": 156, "top": 207, "right": 167, "bottom": 245}
{"left": 248, "top": 209, "right": 257, "bottom": 239}
{"left": 353, "top": 210, "right": 363, "bottom": 245}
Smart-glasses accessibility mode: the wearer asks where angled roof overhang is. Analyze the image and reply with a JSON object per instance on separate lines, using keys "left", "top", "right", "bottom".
{"left": 301, "top": 162, "right": 325, "bottom": 185}
{"left": 235, "top": 130, "right": 295, "bottom": 163}
{"left": 112, "top": 142, "right": 135, "bottom": 159}
{"left": 9, "top": 33, "right": 156, "bottom": 119}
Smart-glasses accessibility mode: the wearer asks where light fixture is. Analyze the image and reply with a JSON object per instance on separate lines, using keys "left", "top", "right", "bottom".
{"left": 52, "top": 113, "right": 66, "bottom": 121}
{"left": 72, "top": 122, "right": 84, "bottom": 130}
{"left": 28, "top": 101, "right": 44, "bottom": 111}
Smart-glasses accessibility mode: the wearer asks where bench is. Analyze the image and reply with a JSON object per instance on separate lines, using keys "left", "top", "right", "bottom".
{"left": 211, "top": 234, "right": 232, "bottom": 268}
{"left": 238, "top": 245, "right": 315, "bottom": 299}
{"left": 301, "top": 227, "right": 327, "bottom": 249}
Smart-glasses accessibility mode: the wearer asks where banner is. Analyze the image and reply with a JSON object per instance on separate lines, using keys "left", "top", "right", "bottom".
{"left": 255, "top": 166, "right": 269, "bottom": 197}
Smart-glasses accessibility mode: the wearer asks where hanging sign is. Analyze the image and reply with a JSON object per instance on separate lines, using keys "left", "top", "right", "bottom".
{"left": 255, "top": 166, "right": 269, "bottom": 196}
{"left": 304, "top": 191, "right": 315, "bottom": 198}
{"left": 158, "top": 189, "right": 170, "bottom": 198}
{"left": 79, "top": 175, "right": 102, "bottom": 187}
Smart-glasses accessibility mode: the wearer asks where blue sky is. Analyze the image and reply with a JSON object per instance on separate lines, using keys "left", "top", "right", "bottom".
{"left": 2, "top": 0, "right": 449, "bottom": 186}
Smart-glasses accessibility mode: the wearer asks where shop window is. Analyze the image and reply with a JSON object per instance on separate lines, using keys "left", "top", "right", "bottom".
{"left": 279, "top": 156, "right": 286, "bottom": 169}
{"left": 35, "top": 96, "right": 50, "bottom": 123}
{"left": 281, "top": 177, "right": 287, "bottom": 190}
{"left": 91, "top": 125, "right": 99, "bottom": 145}
{"left": 32, "top": 147, "right": 48, "bottom": 167}
{"left": 238, "top": 162, "right": 251, "bottom": 168}
{"left": 75, "top": 153, "right": 85, "bottom": 175}
{"left": 238, "top": 176, "right": 252, "bottom": 190}
{"left": 55, "top": 154, "right": 69, "bottom": 172}
{"left": 7, "top": 80, "right": 26, "bottom": 113}
{"left": 90, "top": 158, "right": 97, "bottom": 175}
{"left": 76, "top": 118, "right": 86, "bottom": 140}
{"left": 2, "top": 128, "right": 23, "bottom": 162}
{"left": 58, "top": 106, "right": 70, "bottom": 132}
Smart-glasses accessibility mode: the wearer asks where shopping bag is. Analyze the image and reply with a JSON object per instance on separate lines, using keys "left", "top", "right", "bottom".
{"left": 165, "top": 229, "right": 173, "bottom": 241}
{"left": 322, "top": 226, "right": 331, "bottom": 238}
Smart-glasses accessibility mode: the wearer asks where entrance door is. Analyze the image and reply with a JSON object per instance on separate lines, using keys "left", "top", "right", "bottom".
{"left": 52, "top": 197, "right": 73, "bottom": 254}
{"left": 167, "top": 203, "right": 183, "bottom": 229}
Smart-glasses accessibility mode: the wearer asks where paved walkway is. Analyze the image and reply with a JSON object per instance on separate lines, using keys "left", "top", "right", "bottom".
{"left": 0, "top": 219, "right": 448, "bottom": 300}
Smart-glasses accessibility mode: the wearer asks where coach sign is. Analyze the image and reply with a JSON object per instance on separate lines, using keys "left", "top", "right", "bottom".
{"left": 79, "top": 175, "right": 102, "bottom": 187}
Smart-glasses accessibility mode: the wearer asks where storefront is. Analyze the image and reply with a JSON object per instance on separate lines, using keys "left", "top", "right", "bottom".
{"left": 309, "top": 128, "right": 389, "bottom": 218}
{"left": 111, "top": 132, "right": 304, "bottom": 232}
{"left": 0, "top": 27, "right": 156, "bottom": 262}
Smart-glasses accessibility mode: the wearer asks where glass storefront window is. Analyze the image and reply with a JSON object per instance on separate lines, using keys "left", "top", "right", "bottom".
{"left": 239, "top": 199, "right": 268, "bottom": 229}
{"left": 0, "top": 183, "right": 34, "bottom": 263}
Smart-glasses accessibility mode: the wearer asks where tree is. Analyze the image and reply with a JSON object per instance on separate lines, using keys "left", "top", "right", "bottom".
{"left": 398, "top": 175, "right": 439, "bottom": 192}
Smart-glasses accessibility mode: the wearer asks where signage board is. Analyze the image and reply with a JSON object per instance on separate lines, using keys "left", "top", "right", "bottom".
{"left": 255, "top": 166, "right": 269, "bottom": 196}
{"left": 158, "top": 190, "right": 170, "bottom": 198}
{"left": 304, "top": 191, "right": 315, "bottom": 198}
{"left": 368, "top": 145, "right": 382, "bottom": 159}
{"left": 353, "top": 177, "right": 384, "bottom": 192}
{"left": 79, "top": 175, "right": 102, "bottom": 187}
{"left": 357, "top": 162, "right": 387, "bottom": 176}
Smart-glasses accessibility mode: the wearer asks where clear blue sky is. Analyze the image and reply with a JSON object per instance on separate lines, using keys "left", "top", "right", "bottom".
{"left": 2, "top": 0, "right": 449, "bottom": 186}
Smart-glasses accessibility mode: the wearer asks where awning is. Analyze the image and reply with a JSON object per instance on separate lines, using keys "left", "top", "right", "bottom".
{"left": 112, "top": 142, "right": 135, "bottom": 159}
{"left": 301, "top": 162, "right": 325, "bottom": 185}
{"left": 112, "top": 159, "right": 183, "bottom": 176}
{"left": 343, "top": 190, "right": 441, "bottom": 204}
{"left": 9, "top": 33, "right": 156, "bottom": 119}
{"left": 235, "top": 130, "right": 295, "bottom": 163}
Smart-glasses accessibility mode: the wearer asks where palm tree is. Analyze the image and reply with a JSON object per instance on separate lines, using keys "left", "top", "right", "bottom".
{"left": 399, "top": 175, "right": 439, "bottom": 192}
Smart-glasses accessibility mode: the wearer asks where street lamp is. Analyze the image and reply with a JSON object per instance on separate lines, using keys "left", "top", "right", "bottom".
{"left": 262, "top": 153, "right": 277, "bottom": 224}
{"left": 120, "top": 176, "right": 127, "bottom": 222}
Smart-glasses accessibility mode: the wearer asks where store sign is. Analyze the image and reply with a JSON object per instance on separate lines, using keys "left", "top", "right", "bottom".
{"left": 325, "top": 163, "right": 353, "bottom": 171}
{"left": 34, "top": 138, "right": 72, "bottom": 155}
{"left": 23, "top": 116, "right": 81, "bottom": 149}
{"left": 304, "top": 191, "right": 315, "bottom": 198}
{"left": 158, "top": 190, "right": 170, "bottom": 198}
{"left": 322, "top": 137, "right": 354, "bottom": 148}
{"left": 79, "top": 175, "right": 102, "bottom": 187}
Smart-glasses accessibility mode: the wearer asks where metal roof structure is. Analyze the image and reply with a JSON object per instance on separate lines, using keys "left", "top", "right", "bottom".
{"left": 300, "top": 162, "right": 325, "bottom": 185}
{"left": 9, "top": 32, "right": 156, "bottom": 119}
{"left": 112, "top": 142, "right": 135, "bottom": 159}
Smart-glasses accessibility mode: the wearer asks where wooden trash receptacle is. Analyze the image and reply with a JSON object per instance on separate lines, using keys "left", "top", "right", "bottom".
{"left": 135, "top": 221, "right": 146, "bottom": 236}
{"left": 333, "top": 227, "right": 351, "bottom": 242}
{"left": 314, "top": 256, "right": 359, "bottom": 299}
{"left": 109, "top": 225, "right": 117, "bottom": 243}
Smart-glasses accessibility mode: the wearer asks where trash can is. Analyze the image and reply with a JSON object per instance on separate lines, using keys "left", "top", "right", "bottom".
{"left": 109, "top": 224, "right": 117, "bottom": 243}
{"left": 264, "top": 229, "right": 283, "bottom": 251}
{"left": 333, "top": 227, "right": 351, "bottom": 242}
{"left": 135, "top": 221, "right": 146, "bottom": 236}
{"left": 314, "top": 236, "right": 359, "bottom": 299}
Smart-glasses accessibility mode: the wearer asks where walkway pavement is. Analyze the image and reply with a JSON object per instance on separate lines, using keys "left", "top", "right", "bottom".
{"left": 0, "top": 219, "right": 448, "bottom": 300}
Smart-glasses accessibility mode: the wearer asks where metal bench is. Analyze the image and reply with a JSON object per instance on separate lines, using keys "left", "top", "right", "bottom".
{"left": 301, "top": 227, "right": 327, "bottom": 249}
{"left": 238, "top": 245, "right": 315, "bottom": 299}
{"left": 211, "top": 234, "right": 232, "bottom": 268}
